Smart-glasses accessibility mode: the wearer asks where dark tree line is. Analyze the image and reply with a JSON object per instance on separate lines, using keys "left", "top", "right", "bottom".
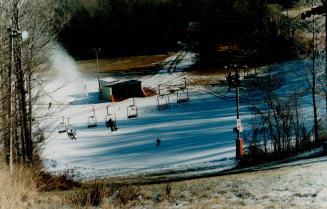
{"left": 57, "top": 0, "right": 299, "bottom": 60}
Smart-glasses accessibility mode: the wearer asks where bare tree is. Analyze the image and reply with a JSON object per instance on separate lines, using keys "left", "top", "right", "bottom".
{"left": 0, "top": 0, "right": 70, "bottom": 165}
{"left": 246, "top": 65, "right": 310, "bottom": 159}
{"left": 295, "top": 0, "right": 326, "bottom": 138}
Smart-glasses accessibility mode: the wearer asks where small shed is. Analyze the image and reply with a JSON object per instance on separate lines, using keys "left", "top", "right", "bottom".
{"left": 100, "top": 78, "right": 145, "bottom": 102}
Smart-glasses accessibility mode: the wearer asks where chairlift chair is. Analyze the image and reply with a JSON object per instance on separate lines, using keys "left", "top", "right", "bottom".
{"left": 243, "top": 66, "right": 258, "bottom": 80}
{"left": 87, "top": 106, "right": 98, "bottom": 128}
{"left": 88, "top": 116, "right": 97, "bottom": 128}
{"left": 127, "top": 105, "right": 138, "bottom": 119}
{"left": 157, "top": 94, "right": 170, "bottom": 111}
{"left": 127, "top": 98, "right": 138, "bottom": 119}
{"left": 105, "top": 114, "right": 117, "bottom": 126}
{"left": 66, "top": 125, "right": 77, "bottom": 139}
{"left": 66, "top": 117, "right": 77, "bottom": 139}
{"left": 244, "top": 73, "right": 257, "bottom": 80}
{"left": 67, "top": 125, "right": 76, "bottom": 135}
{"left": 177, "top": 88, "right": 190, "bottom": 103}
{"left": 177, "top": 78, "right": 190, "bottom": 103}
{"left": 105, "top": 105, "right": 117, "bottom": 127}
{"left": 58, "top": 116, "right": 67, "bottom": 133}
{"left": 244, "top": 70, "right": 258, "bottom": 80}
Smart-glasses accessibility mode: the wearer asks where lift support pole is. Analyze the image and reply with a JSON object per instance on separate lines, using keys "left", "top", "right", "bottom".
{"left": 234, "top": 67, "right": 243, "bottom": 160}
{"left": 226, "top": 65, "right": 243, "bottom": 160}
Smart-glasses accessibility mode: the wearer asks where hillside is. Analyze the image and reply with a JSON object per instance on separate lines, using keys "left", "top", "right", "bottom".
{"left": 2, "top": 150, "right": 327, "bottom": 209}
{"left": 39, "top": 39, "right": 323, "bottom": 180}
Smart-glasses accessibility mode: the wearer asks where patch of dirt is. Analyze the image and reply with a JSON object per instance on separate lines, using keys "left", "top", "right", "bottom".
{"left": 143, "top": 87, "right": 157, "bottom": 97}
{"left": 78, "top": 54, "right": 172, "bottom": 74}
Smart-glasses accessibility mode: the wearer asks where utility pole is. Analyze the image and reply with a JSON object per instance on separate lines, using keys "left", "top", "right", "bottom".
{"left": 236, "top": 72, "right": 241, "bottom": 139}
{"left": 94, "top": 48, "right": 102, "bottom": 99}
{"left": 226, "top": 64, "right": 243, "bottom": 160}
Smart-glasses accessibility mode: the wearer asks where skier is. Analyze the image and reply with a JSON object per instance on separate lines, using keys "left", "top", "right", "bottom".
{"left": 113, "top": 120, "right": 118, "bottom": 131}
{"left": 109, "top": 118, "right": 114, "bottom": 131}
{"left": 108, "top": 118, "right": 118, "bottom": 132}
{"left": 156, "top": 138, "right": 161, "bottom": 146}
{"left": 71, "top": 130, "right": 76, "bottom": 140}
{"left": 67, "top": 129, "right": 76, "bottom": 140}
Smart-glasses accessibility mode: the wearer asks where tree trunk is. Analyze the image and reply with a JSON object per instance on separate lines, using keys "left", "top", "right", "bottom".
{"left": 312, "top": 19, "right": 319, "bottom": 142}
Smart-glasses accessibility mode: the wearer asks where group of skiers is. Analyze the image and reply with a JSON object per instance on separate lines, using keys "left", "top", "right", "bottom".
{"left": 64, "top": 116, "right": 163, "bottom": 146}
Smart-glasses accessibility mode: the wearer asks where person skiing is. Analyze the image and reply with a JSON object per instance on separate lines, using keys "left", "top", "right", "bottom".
{"left": 156, "top": 138, "right": 161, "bottom": 146}
{"left": 109, "top": 118, "right": 117, "bottom": 132}
{"left": 108, "top": 118, "right": 113, "bottom": 131}
{"left": 67, "top": 129, "right": 76, "bottom": 140}
{"left": 71, "top": 131, "right": 76, "bottom": 140}
{"left": 113, "top": 120, "right": 118, "bottom": 131}
{"left": 106, "top": 118, "right": 118, "bottom": 132}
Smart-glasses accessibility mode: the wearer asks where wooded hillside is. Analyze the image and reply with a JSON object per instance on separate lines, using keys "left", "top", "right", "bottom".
{"left": 58, "top": 0, "right": 302, "bottom": 63}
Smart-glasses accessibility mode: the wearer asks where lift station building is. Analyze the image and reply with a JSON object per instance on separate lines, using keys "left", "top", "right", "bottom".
{"left": 100, "top": 78, "right": 145, "bottom": 102}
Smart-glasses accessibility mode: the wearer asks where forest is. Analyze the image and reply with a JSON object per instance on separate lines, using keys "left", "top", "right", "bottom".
{"left": 58, "top": 0, "right": 301, "bottom": 63}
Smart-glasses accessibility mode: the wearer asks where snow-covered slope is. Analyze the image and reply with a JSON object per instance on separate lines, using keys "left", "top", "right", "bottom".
{"left": 41, "top": 47, "right": 324, "bottom": 179}
{"left": 41, "top": 50, "right": 245, "bottom": 178}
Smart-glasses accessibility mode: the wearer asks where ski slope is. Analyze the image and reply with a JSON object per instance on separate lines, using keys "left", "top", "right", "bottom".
{"left": 41, "top": 46, "right": 323, "bottom": 179}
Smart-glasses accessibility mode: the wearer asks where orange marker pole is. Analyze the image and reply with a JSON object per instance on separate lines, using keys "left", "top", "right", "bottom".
{"left": 236, "top": 138, "right": 243, "bottom": 160}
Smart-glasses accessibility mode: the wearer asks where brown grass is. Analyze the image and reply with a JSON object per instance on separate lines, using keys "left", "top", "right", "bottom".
{"left": 78, "top": 54, "right": 171, "bottom": 74}
{"left": 1, "top": 157, "right": 327, "bottom": 208}
{"left": 0, "top": 166, "right": 38, "bottom": 209}
{"left": 143, "top": 87, "right": 157, "bottom": 97}
{"left": 64, "top": 181, "right": 140, "bottom": 208}
{"left": 36, "top": 170, "right": 81, "bottom": 191}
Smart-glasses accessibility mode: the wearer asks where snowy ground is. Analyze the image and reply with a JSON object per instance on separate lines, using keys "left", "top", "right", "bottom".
{"left": 132, "top": 152, "right": 327, "bottom": 209}
{"left": 40, "top": 45, "right": 325, "bottom": 179}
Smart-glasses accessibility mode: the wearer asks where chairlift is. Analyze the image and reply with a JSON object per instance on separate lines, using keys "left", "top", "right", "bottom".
{"left": 157, "top": 94, "right": 170, "bottom": 110}
{"left": 87, "top": 106, "right": 98, "bottom": 128}
{"left": 58, "top": 116, "right": 67, "bottom": 133}
{"left": 66, "top": 117, "right": 77, "bottom": 139}
{"left": 177, "top": 88, "right": 190, "bottom": 103}
{"left": 104, "top": 105, "right": 117, "bottom": 127}
{"left": 127, "top": 98, "right": 138, "bottom": 119}
{"left": 242, "top": 65, "right": 257, "bottom": 80}
{"left": 176, "top": 78, "right": 190, "bottom": 103}
{"left": 156, "top": 84, "right": 170, "bottom": 111}
{"left": 244, "top": 73, "right": 257, "bottom": 80}
{"left": 225, "top": 65, "right": 233, "bottom": 86}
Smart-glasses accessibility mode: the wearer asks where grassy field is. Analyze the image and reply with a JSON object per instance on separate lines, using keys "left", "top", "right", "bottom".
{"left": 2, "top": 154, "right": 327, "bottom": 209}
{"left": 77, "top": 54, "right": 172, "bottom": 74}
